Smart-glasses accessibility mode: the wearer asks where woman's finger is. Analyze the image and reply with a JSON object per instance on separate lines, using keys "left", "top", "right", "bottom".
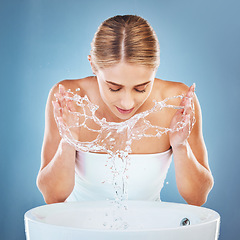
{"left": 54, "top": 92, "right": 61, "bottom": 100}
{"left": 179, "top": 83, "right": 195, "bottom": 113}
{"left": 184, "top": 114, "right": 191, "bottom": 124}
{"left": 52, "top": 100, "right": 62, "bottom": 118}
{"left": 66, "top": 92, "right": 76, "bottom": 112}
{"left": 184, "top": 98, "right": 193, "bottom": 115}
{"left": 186, "top": 83, "right": 195, "bottom": 98}
{"left": 59, "top": 84, "right": 66, "bottom": 95}
{"left": 56, "top": 116, "right": 67, "bottom": 137}
{"left": 54, "top": 84, "right": 67, "bottom": 108}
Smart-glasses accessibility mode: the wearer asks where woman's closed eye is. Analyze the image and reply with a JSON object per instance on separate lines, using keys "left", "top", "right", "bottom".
{"left": 109, "top": 87, "right": 121, "bottom": 92}
{"left": 135, "top": 88, "right": 146, "bottom": 93}
{"left": 109, "top": 87, "right": 146, "bottom": 93}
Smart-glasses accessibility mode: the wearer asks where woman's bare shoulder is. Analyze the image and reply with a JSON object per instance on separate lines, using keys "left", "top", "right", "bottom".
{"left": 154, "top": 78, "right": 189, "bottom": 98}
{"left": 49, "top": 76, "right": 96, "bottom": 97}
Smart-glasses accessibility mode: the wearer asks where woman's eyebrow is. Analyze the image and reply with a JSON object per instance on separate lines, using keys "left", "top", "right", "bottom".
{"left": 135, "top": 81, "right": 151, "bottom": 87}
{"left": 105, "top": 80, "right": 151, "bottom": 87}
{"left": 105, "top": 80, "right": 123, "bottom": 87}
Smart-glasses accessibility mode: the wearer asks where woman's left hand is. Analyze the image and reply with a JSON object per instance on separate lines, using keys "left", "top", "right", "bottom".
{"left": 169, "top": 84, "right": 195, "bottom": 149}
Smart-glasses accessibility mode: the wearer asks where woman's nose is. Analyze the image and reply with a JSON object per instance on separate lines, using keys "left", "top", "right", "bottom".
{"left": 120, "top": 92, "right": 135, "bottom": 109}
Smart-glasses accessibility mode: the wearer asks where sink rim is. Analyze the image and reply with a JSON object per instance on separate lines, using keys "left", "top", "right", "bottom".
{"left": 24, "top": 200, "right": 220, "bottom": 232}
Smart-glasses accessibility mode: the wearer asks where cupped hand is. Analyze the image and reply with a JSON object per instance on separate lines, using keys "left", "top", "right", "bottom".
{"left": 169, "top": 84, "right": 195, "bottom": 149}
{"left": 52, "top": 84, "right": 79, "bottom": 141}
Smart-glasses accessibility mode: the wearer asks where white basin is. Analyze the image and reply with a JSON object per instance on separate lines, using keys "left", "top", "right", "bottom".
{"left": 24, "top": 201, "right": 220, "bottom": 240}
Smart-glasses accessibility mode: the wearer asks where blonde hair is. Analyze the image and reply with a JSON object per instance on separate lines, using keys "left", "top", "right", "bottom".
{"left": 90, "top": 15, "right": 160, "bottom": 72}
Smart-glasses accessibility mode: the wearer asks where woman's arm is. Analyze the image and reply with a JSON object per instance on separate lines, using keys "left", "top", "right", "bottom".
{"left": 169, "top": 84, "right": 214, "bottom": 206}
{"left": 37, "top": 82, "right": 76, "bottom": 204}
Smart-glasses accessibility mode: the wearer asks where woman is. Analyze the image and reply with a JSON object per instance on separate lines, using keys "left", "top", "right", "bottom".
{"left": 37, "top": 15, "right": 213, "bottom": 206}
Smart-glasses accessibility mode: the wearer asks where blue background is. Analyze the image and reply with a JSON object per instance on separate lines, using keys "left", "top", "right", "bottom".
{"left": 1, "top": 0, "right": 239, "bottom": 239}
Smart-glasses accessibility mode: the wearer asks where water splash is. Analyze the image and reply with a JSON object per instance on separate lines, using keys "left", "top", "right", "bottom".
{"left": 55, "top": 90, "right": 195, "bottom": 152}
{"left": 54, "top": 88, "right": 195, "bottom": 229}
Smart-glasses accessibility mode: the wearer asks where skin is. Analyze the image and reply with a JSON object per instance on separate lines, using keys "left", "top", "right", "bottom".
{"left": 37, "top": 59, "right": 214, "bottom": 206}
{"left": 94, "top": 62, "right": 156, "bottom": 122}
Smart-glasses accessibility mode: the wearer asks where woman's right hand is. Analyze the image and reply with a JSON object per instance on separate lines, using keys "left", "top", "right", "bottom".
{"left": 52, "top": 84, "right": 79, "bottom": 142}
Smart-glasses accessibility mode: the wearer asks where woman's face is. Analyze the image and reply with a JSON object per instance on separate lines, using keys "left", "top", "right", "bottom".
{"left": 95, "top": 62, "right": 156, "bottom": 121}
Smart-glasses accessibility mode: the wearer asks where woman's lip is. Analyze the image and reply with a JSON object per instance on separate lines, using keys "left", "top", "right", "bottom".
{"left": 116, "top": 106, "right": 134, "bottom": 114}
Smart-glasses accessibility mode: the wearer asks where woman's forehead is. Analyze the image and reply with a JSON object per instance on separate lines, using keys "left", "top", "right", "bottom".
{"left": 97, "top": 63, "right": 156, "bottom": 85}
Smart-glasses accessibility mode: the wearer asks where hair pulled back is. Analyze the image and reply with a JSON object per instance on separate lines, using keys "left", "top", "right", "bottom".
{"left": 90, "top": 15, "right": 160, "bottom": 72}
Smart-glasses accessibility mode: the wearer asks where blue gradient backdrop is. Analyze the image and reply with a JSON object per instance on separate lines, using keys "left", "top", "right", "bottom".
{"left": 1, "top": 0, "right": 239, "bottom": 239}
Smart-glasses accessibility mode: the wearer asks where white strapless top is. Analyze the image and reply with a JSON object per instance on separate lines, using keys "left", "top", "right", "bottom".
{"left": 66, "top": 148, "right": 172, "bottom": 202}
